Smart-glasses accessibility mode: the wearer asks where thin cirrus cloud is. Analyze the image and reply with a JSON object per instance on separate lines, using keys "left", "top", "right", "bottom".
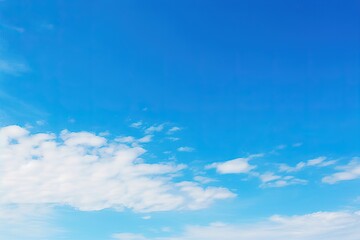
{"left": 130, "top": 121, "right": 143, "bottom": 128}
{"left": 0, "top": 125, "right": 235, "bottom": 213}
{"left": 279, "top": 156, "right": 336, "bottom": 173}
{"left": 167, "top": 127, "right": 181, "bottom": 134}
{"left": 322, "top": 157, "right": 360, "bottom": 184}
{"left": 113, "top": 210, "right": 360, "bottom": 240}
{"left": 145, "top": 124, "right": 165, "bottom": 134}
{"left": 177, "top": 147, "right": 194, "bottom": 152}
{"left": 0, "top": 204, "right": 57, "bottom": 239}
{"left": 0, "top": 59, "right": 29, "bottom": 76}
{"left": 256, "top": 172, "right": 307, "bottom": 188}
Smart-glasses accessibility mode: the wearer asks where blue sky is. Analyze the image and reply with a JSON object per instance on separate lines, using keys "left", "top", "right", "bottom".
{"left": 0, "top": 0, "right": 359, "bottom": 239}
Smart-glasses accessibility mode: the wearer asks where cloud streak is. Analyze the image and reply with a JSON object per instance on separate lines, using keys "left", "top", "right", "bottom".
{"left": 113, "top": 210, "right": 360, "bottom": 240}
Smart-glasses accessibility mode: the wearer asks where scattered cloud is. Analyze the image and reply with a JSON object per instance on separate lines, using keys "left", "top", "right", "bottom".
{"left": 250, "top": 172, "right": 307, "bottom": 188}
{"left": 177, "top": 147, "right": 194, "bottom": 152}
{"left": 113, "top": 210, "right": 360, "bottom": 240}
{"left": 322, "top": 157, "right": 360, "bottom": 184}
{"left": 279, "top": 156, "right": 335, "bottom": 173}
{"left": 260, "top": 175, "right": 307, "bottom": 188}
{"left": 0, "top": 125, "right": 234, "bottom": 213}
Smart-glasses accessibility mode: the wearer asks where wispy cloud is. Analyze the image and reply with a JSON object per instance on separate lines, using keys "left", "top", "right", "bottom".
{"left": 113, "top": 210, "right": 360, "bottom": 240}
{"left": 167, "top": 126, "right": 181, "bottom": 134}
{"left": 130, "top": 121, "right": 143, "bottom": 128}
{"left": 0, "top": 23, "right": 25, "bottom": 33}
{"left": 145, "top": 124, "right": 165, "bottom": 134}
{"left": 279, "top": 156, "right": 335, "bottom": 173}
{"left": 257, "top": 173, "right": 307, "bottom": 188}
{"left": 0, "top": 204, "right": 59, "bottom": 239}
{"left": 322, "top": 157, "right": 360, "bottom": 184}
{"left": 0, "top": 59, "right": 29, "bottom": 75}
{"left": 177, "top": 146, "right": 195, "bottom": 152}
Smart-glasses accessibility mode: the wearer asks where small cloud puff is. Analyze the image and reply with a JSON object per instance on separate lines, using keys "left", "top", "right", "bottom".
{"left": 177, "top": 146, "right": 195, "bottom": 152}
{"left": 206, "top": 154, "right": 263, "bottom": 174}
{"left": 167, "top": 127, "right": 181, "bottom": 134}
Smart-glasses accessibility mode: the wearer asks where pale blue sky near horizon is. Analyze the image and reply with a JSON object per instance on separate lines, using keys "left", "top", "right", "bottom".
{"left": 0, "top": 1, "right": 359, "bottom": 239}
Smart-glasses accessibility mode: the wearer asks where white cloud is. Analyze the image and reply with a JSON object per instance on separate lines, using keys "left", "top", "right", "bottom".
{"left": 206, "top": 154, "right": 263, "bottom": 174}
{"left": 193, "top": 176, "right": 216, "bottom": 184}
{"left": 322, "top": 158, "right": 360, "bottom": 184}
{"left": 113, "top": 210, "right": 360, "bottom": 240}
{"left": 36, "top": 120, "right": 46, "bottom": 126}
{"left": 260, "top": 176, "right": 307, "bottom": 188}
{"left": 167, "top": 127, "right": 181, "bottom": 134}
{"left": 116, "top": 136, "right": 136, "bottom": 143}
{"left": 176, "top": 182, "right": 235, "bottom": 210}
{"left": 116, "top": 135, "right": 153, "bottom": 144}
{"left": 177, "top": 147, "right": 194, "bottom": 152}
{"left": 0, "top": 125, "right": 234, "bottom": 213}
{"left": 138, "top": 135, "right": 153, "bottom": 143}
{"left": 279, "top": 156, "right": 335, "bottom": 172}
{"left": 130, "top": 121, "right": 143, "bottom": 128}
{"left": 145, "top": 124, "right": 165, "bottom": 134}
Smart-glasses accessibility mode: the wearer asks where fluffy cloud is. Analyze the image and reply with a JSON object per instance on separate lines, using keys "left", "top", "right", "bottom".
{"left": 206, "top": 154, "right": 263, "bottom": 174}
{"left": 322, "top": 158, "right": 360, "bottom": 184}
{"left": 0, "top": 125, "right": 234, "bottom": 213}
{"left": 279, "top": 156, "right": 335, "bottom": 173}
{"left": 113, "top": 210, "right": 360, "bottom": 240}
